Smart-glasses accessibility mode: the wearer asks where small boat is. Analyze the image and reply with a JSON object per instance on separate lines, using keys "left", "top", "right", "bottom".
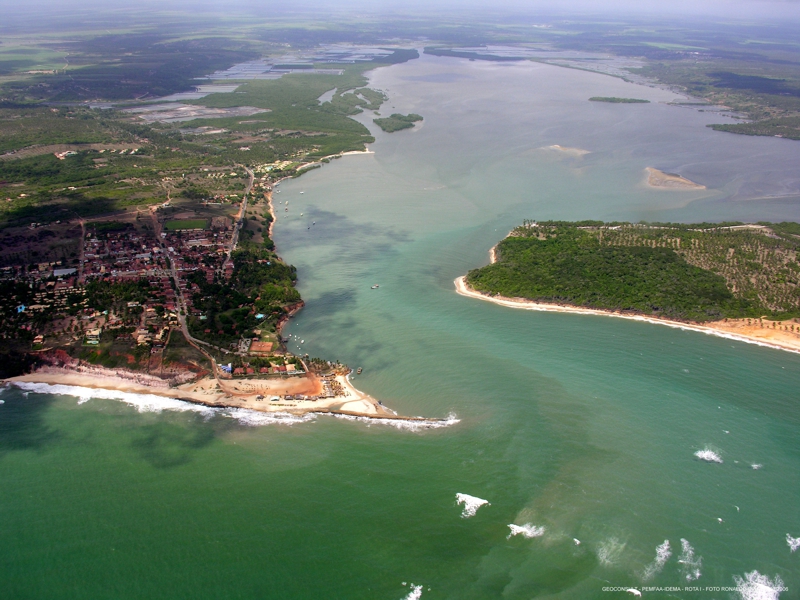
{"left": 371, "top": 284, "right": 379, "bottom": 289}
{"left": 356, "top": 368, "right": 362, "bottom": 374}
{"left": 300, "top": 191, "right": 304, "bottom": 194}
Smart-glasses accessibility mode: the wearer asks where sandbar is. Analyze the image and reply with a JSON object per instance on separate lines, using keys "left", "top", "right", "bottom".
{"left": 646, "top": 167, "right": 705, "bottom": 190}
{"left": 543, "top": 144, "right": 591, "bottom": 157}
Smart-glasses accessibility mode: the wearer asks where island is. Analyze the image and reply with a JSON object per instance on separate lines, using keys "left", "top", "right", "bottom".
{"left": 589, "top": 97, "right": 650, "bottom": 103}
{"left": 373, "top": 113, "right": 424, "bottom": 132}
{"left": 457, "top": 220, "right": 800, "bottom": 353}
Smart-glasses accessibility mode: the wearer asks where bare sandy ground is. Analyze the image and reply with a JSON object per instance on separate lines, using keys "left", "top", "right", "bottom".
{"left": 6, "top": 367, "right": 396, "bottom": 416}
{"left": 455, "top": 277, "right": 800, "bottom": 355}
{"left": 646, "top": 167, "right": 706, "bottom": 190}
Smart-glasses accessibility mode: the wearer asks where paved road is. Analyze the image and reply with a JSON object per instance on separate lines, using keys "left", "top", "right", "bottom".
{"left": 222, "top": 166, "right": 254, "bottom": 272}
{"left": 155, "top": 165, "right": 254, "bottom": 374}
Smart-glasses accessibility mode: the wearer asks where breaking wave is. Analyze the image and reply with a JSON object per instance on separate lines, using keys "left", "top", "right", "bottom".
{"left": 11, "top": 381, "right": 216, "bottom": 416}
{"left": 222, "top": 408, "right": 316, "bottom": 426}
{"left": 787, "top": 534, "right": 800, "bottom": 553}
{"left": 400, "top": 584, "right": 423, "bottom": 600}
{"left": 324, "top": 412, "right": 460, "bottom": 431}
{"left": 733, "top": 571, "right": 785, "bottom": 600}
{"left": 642, "top": 540, "right": 671, "bottom": 581}
{"left": 455, "top": 493, "right": 490, "bottom": 518}
{"left": 678, "top": 539, "right": 702, "bottom": 582}
{"left": 11, "top": 381, "right": 313, "bottom": 426}
{"left": 507, "top": 523, "right": 545, "bottom": 539}
{"left": 694, "top": 447, "right": 723, "bottom": 463}
{"left": 598, "top": 537, "right": 626, "bottom": 566}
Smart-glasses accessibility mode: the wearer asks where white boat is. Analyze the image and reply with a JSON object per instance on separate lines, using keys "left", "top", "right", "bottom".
{"left": 371, "top": 284, "right": 379, "bottom": 289}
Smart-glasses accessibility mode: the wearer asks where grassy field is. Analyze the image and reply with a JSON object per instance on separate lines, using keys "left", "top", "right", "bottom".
{"left": 165, "top": 219, "right": 208, "bottom": 230}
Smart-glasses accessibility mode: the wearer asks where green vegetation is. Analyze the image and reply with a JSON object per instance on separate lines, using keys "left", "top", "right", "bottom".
{"left": 710, "top": 116, "right": 800, "bottom": 140}
{"left": 165, "top": 219, "right": 208, "bottom": 231}
{"left": 466, "top": 221, "right": 800, "bottom": 322}
{"left": 589, "top": 97, "right": 650, "bottom": 103}
{"left": 1, "top": 35, "right": 258, "bottom": 102}
{"left": 187, "top": 246, "right": 300, "bottom": 346}
{"left": 373, "top": 113, "right": 423, "bottom": 133}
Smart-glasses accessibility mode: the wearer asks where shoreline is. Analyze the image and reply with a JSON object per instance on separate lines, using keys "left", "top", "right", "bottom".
{"left": 4, "top": 365, "right": 445, "bottom": 424}
{"left": 454, "top": 276, "right": 800, "bottom": 355}
{"left": 2, "top": 143, "right": 445, "bottom": 426}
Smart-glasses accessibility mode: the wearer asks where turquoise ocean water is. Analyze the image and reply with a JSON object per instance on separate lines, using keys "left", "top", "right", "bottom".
{"left": 2, "top": 54, "right": 799, "bottom": 599}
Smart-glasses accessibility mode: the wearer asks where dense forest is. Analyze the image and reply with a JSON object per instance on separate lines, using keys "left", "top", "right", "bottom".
{"left": 466, "top": 221, "right": 800, "bottom": 322}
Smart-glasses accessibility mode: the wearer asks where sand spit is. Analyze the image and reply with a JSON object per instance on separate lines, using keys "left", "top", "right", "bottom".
{"left": 646, "top": 167, "right": 706, "bottom": 190}
{"left": 5, "top": 365, "right": 448, "bottom": 424}
{"left": 543, "top": 144, "right": 591, "bottom": 157}
{"left": 455, "top": 277, "right": 800, "bottom": 355}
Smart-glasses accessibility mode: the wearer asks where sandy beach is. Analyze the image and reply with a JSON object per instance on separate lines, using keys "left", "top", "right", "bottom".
{"left": 455, "top": 276, "right": 800, "bottom": 355}
{"left": 5, "top": 365, "right": 406, "bottom": 418}
{"left": 646, "top": 167, "right": 706, "bottom": 190}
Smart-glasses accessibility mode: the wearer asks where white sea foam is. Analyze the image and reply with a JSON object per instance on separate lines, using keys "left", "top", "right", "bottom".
{"left": 325, "top": 412, "right": 460, "bottom": 431}
{"left": 751, "top": 463, "right": 763, "bottom": 470}
{"left": 455, "top": 493, "right": 490, "bottom": 518}
{"left": 222, "top": 408, "right": 317, "bottom": 426}
{"left": 12, "top": 381, "right": 216, "bottom": 416}
{"left": 642, "top": 540, "right": 671, "bottom": 581}
{"left": 733, "top": 571, "right": 785, "bottom": 600}
{"left": 694, "top": 447, "right": 723, "bottom": 463}
{"left": 401, "top": 584, "right": 423, "bottom": 600}
{"left": 787, "top": 534, "right": 800, "bottom": 552}
{"left": 507, "top": 523, "right": 545, "bottom": 539}
{"left": 598, "top": 537, "right": 626, "bottom": 566}
{"left": 678, "top": 539, "right": 702, "bottom": 581}
{"left": 13, "top": 382, "right": 311, "bottom": 426}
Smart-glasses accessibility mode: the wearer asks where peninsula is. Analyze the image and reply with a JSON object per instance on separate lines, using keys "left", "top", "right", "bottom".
{"left": 0, "top": 43, "right": 447, "bottom": 424}
{"left": 457, "top": 220, "right": 800, "bottom": 353}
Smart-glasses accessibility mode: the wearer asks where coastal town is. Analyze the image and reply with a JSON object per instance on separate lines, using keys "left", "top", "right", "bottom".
{"left": 0, "top": 154, "right": 403, "bottom": 418}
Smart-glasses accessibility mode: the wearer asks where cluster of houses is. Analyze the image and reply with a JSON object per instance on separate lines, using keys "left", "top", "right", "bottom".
{"left": 83, "top": 231, "right": 171, "bottom": 281}
{"left": 219, "top": 361, "right": 301, "bottom": 377}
